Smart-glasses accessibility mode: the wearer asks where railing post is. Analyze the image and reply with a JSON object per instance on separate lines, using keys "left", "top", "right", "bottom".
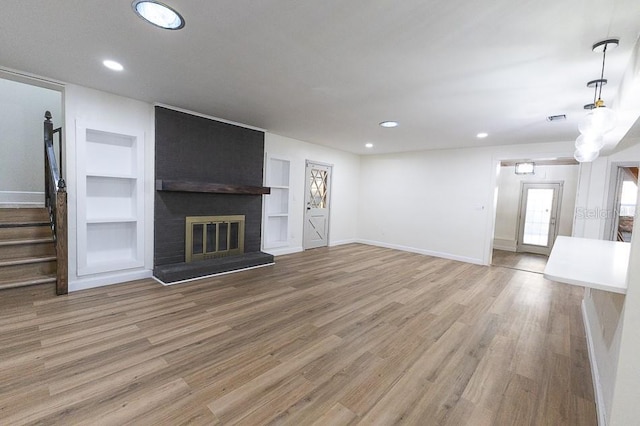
{"left": 56, "top": 179, "right": 68, "bottom": 295}
{"left": 45, "top": 111, "right": 68, "bottom": 295}
{"left": 44, "top": 111, "right": 52, "bottom": 208}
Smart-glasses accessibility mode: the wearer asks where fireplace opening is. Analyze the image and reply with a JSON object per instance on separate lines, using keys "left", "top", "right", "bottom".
{"left": 185, "top": 215, "right": 245, "bottom": 262}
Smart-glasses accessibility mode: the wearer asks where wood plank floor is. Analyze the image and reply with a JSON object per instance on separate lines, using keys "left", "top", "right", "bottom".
{"left": 491, "top": 249, "right": 548, "bottom": 274}
{"left": 0, "top": 244, "right": 596, "bottom": 425}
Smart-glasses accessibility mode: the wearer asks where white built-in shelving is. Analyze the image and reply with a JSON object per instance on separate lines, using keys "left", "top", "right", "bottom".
{"left": 76, "top": 123, "right": 144, "bottom": 275}
{"left": 264, "top": 157, "right": 290, "bottom": 249}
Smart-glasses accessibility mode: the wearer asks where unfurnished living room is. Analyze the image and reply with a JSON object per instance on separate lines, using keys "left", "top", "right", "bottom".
{"left": 1, "top": 1, "right": 640, "bottom": 425}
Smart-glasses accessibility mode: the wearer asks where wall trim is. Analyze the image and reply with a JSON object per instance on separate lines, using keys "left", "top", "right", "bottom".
{"left": 582, "top": 299, "right": 608, "bottom": 426}
{"left": 0, "top": 67, "right": 65, "bottom": 91}
{"left": 69, "top": 269, "right": 153, "bottom": 292}
{"left": 265, "top": 246, "right": 303, "bottom": 256}
{"left": 493, "top": 238, "right": 517, "bottom": 252}
{"left": 330, "top": 238, "right": 359, "bottom": 247}
{"left": 357, "top": 239, "right": 485, "bottom": 265}
{"left": 0, "top": 191, "right": 45, "bottom": 208}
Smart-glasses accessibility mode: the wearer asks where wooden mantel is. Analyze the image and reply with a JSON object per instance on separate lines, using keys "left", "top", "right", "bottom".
{"left": 156, "top": 179, "right": 271, "bottom": 195}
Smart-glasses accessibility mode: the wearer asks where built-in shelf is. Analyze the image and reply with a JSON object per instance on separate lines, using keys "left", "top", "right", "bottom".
{"left": 76, "top": 121, "right": 144, "bottom": 276}
{"left": 263, "top": 157, "right": 290, "bottom": 250}
{"left": 156, "top": 179, "right": 270, "bottom": 195}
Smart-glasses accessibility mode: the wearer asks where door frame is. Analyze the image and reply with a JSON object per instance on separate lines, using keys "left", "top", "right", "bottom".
{"left": 516, "top": 181, "right": 564, "bottom": 255}
{"left": 303, "top": 160, "right": 333, "bottom": 250}
{"left": 605, "top": 162, "right": 639, "bottom": 241}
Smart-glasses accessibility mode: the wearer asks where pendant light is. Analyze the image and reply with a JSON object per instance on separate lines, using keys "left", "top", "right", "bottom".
{"left": 575, "top": 38, "right": 619, "bottom": 163}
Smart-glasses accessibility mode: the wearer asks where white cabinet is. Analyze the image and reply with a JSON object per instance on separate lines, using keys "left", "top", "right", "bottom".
{"left": 76, "top": 123, "right": 144, "bottom": 275}
{"left": 264, "top": 157, "right": 290, "bottom": 249}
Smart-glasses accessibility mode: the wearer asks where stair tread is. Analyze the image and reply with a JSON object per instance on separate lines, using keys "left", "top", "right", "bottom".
{"left": 0, "top": 237, "right": 54, "bottom": 246}
{"left": 0, "top": 255, "right": 57, "bottom": 267}
{"left": 0, "top": 275, "right": 56, "bottom": 290}
{"left": 0, "top": 221, "right": 50, "bottom": 228}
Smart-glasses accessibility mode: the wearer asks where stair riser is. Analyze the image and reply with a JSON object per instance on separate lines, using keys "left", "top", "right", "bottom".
{"left": 0, "top": 243, "right": 55, "bottom": 260}
{"left": 0, "top": 208, "right": 49, "bottom": 222}
{"left": 0, "top": 261, "right": 56, "bottom": 281}
{"left": 0, "top": 226, "right": 52, "bottom": 241}
{"left": 0, "top": 278, "right": 56, "bottom": 291}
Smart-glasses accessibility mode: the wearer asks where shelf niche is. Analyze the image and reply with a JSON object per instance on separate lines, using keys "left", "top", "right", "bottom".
{"left": 76, "top": 122, "right": 144, "bottom": 276}
{"left": 263, "top": 157, "right": 290, "bottom": 249}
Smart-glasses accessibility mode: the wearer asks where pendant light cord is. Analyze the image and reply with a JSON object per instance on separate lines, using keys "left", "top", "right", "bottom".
{"left": 597, "top": 45, "right": 608, "bottom": 103}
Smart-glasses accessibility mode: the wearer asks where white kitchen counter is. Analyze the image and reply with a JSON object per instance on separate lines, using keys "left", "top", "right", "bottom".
{"left": 543, "top": 236, "right": 630, "bottom": 294}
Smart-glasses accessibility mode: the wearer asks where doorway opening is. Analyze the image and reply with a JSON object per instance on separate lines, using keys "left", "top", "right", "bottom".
{"left": 0, "top": 71, "right": 64, "bottom": 208}
{"left": 610, "top": 166, "right": 638, "bottom": 242}
{"left": 491, "top": 159, "right": 579, "bottom": 272}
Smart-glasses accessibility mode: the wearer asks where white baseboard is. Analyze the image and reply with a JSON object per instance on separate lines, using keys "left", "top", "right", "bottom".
{"left": 264, "top": 246, "right": 303, "bottom": 256}
{"left": 0, "top": 191, "right": 45, "bottom": 208}
{"left": 69, "top": 269, "right": 153, "bottom": 292}
{"left": 357, "top": 239, "right": 485, "bottom": 265}
{"left": 330, "top": 238, "right": 358, "bottom": 247}
{"left": 582, "top": 299, "right": 608, "bottom": 426}
{"left": 493, "top": 238, "right": 517, "bottom": 252}
{"left": 265, "top": 239, "right": 356, "bottom": 255}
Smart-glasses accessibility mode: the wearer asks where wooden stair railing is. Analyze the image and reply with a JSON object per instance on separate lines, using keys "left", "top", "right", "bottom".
{"left": 44, "top": 111, "right": 68, "bottom": 295}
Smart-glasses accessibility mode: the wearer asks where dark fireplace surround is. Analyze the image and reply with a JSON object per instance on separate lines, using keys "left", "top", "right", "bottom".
{"left": 153, "top": 107, "right": 273, "bottom": 283}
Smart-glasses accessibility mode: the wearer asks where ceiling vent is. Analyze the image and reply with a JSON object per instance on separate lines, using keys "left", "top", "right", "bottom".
{"left": 547, "top": 114, "right": 567, "bottom": 122}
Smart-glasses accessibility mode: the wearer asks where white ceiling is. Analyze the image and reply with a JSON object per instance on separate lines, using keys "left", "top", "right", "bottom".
{"left": 1, "top": 0, "right": 640, "bottom": 154}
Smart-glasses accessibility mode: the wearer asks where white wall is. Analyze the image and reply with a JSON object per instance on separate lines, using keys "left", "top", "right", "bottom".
{"left": 494, "top": 164, "right": 579, "bottom": 251}
{"left": 64, "top": 84, "right": 155, "bottom": 291}
{"left": 0, "top": 77, "right": 62, "bottom": 206}
{"left": 609, "top": 190, "right": 640, "bottom": 425}
{"left": 264, "top": 133, "right": 361, "bottom": 255}
{"left": 358, "top": 141, "right": 576, "bottom": 265}
{"left": 575, "top": 140, "right": 640, "bottom": 424}
{"left": 358, "top": 147, "right": 493, "bottom": 264}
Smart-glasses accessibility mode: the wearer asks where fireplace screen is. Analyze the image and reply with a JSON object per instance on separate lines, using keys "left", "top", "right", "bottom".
{"left": 185, "top": 215, "right": 245, "bottom": 262}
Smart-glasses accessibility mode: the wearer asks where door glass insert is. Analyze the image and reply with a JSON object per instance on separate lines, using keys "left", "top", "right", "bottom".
{"left": 230, "top": 222, "right": 239, "bottom": 250}
{"left": 522, "top": 188, "right": 554, "bottom": 246}
{"left": 309, "top": 169, "right": 328, "bottom": 208}
{"left": 192, "top": 224, "right": 204, "bottom": 255}
{"left": 219, "top": 222, "right": 228, "bottom": 251}
{"left": 206, "top": 223, "right": 217, "bottom": 253}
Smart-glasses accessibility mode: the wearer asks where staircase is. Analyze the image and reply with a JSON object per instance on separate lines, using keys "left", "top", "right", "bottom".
{"left": 0, "top": 208, "right": 57, "bottom": 290}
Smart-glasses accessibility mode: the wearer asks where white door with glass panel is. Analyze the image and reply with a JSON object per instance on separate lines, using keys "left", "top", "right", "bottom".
{"left": 517, "top": 182, "right": 563, "bottom": 255}
{"left": 304, "top": 161, "right": 332, "bottom": 249}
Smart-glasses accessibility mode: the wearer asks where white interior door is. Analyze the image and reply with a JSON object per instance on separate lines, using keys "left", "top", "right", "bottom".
{"left": 303, "top": 161, "right": 331, "bottom": 249}
{"left": 517, "top": 182, "right": 563, "bottom": 255}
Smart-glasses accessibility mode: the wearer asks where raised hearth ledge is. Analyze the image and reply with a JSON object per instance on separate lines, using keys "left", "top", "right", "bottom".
{"left": 153, "top": 251, "right": 275, "bottom": 284}
{"left": 156, "top": 179, "right": 271, "bottom": 195}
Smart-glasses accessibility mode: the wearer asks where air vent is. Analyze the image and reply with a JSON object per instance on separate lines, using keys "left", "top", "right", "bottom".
{"left": 547, "top": 114, "right": 567, "bottom": 122}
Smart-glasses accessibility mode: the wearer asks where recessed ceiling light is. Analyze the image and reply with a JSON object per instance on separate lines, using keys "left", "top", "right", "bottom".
{"left": 476, "top": 132, "right": 488, "bottom": 138}
{"left": 132, "top": 0, "right": 185, "bottom": 30}
{"left": 103, "top": 60, "right": 124, "bottom": 71}
{"left": 365, "top": 143, "right": 374, "bottom": 148}
{"left": 379, "top": 121, "right": 398, "bottom": 128}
